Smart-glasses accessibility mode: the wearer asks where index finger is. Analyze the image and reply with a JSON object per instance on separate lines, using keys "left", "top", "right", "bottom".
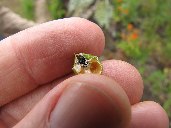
{"left": 0, "top": 17, "right": 105, "bottom": 106}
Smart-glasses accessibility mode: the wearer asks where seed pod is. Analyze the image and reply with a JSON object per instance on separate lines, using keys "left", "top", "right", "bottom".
{"left": 72, "top": 53, "right": 103, "bottom": 75}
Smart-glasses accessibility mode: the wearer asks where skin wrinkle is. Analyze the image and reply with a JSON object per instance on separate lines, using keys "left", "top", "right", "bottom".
{"left": 13, "top": 24, "right": 64, "bottom": 65}
{"left": 0, "top": 43, "right": 16, "bottom": 78}
{"left": 9, "top": 18, "right": 104, "bottom": 85}
{"left": 0, "top": 40, "right": 37, "bottom": 106}
{"left": 0, "top": 109, "right": 18, "bottom": 127}
{"left": 10, "top": 37, "right": 38, "bottom": 86}
{"left": 0, "top": 68, "right": 35, "bottom": 107}
{"left": 10, "top": 26, "right": 68, "bottom": 84}
{"left": 18, "top": 34, "right": 60, "bottom": 84}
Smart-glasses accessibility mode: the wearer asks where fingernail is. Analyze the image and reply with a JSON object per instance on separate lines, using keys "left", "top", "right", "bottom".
{"left": 50, "top": 82, "right": 122, "bottom": 128}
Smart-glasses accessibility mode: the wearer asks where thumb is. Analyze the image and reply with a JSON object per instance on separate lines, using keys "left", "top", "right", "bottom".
{"left": 14, "top": 75, "right": 131, "bottom": 128}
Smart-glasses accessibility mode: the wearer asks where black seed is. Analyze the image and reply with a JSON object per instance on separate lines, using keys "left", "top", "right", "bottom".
{"left": 76, "top": 55, "right": 88, "bottom": 66}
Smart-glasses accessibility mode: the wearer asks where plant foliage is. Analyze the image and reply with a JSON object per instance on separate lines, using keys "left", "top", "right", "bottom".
{"left": 48, "top": 0, "right": 65, "bottom": 19}
{"left": 21, "top": 0, "right": 35, "bottom": 20}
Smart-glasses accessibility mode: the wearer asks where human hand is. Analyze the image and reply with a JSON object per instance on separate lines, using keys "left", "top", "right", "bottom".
{"left": 0, "top": 18, "right": 169, "bottom": 128}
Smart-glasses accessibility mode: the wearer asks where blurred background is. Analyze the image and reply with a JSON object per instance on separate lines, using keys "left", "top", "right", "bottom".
{"left": 0, "top": 0, "right": 171, "bottom": 126}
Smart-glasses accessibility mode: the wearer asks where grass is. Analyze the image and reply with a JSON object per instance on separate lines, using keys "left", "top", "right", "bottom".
{"left": 48, "top": 0, "right": 65, "bottom": 19}
{"left": 20, "top": 0, "right": 35, "bottom": 20}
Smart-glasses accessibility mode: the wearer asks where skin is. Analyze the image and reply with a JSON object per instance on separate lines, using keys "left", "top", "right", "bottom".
{"left": 0, "top": 17, "right": 169, "bottom": 128}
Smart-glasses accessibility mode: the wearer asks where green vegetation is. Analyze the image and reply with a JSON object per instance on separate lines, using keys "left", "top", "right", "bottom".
{"left": 21, "top": 0, "right": 35, "bottom": 20}
{"left": 48, "top": 0, "right": 65, "bottom": 19}
{"left": 112, "top": 0, "right": 171, "bottom": 117}
{"left": 145, "top": 70, "right": 171, "bottom": 117}
{"left": 20, "top": 0, "right": 65, "bottom": 20}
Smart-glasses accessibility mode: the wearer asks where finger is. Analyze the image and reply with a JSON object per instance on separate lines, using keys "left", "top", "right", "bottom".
{"left": 13, "top": 75, "right": 131, "bottom": 128}
{"left": 102, "top": 60, "right": 143, "bottom": 104}
{"left": 0, "top": 60, "right": 143, "bottom": 126}
{"left": 130, "top": 101, "right": 169, "bottom": 128}
{"left": 0, "top": 120, "right": 7, "bottom": 128}
{"left": 0, "top": 17, "right": 105, "bottom": 106}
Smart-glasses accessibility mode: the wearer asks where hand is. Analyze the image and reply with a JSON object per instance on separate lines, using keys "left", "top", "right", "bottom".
{"left": 0, "top": 18, "right": 169, "bottom": 128}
